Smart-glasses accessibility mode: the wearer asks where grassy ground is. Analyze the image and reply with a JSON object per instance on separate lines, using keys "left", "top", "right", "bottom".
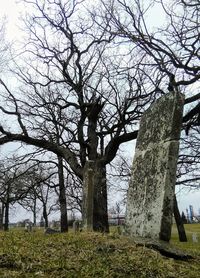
{"left": 0, "top": 224, "right": 199, "bottom": 278}
{"left": 171, "top": 224, "right": 200, "bottom": 256}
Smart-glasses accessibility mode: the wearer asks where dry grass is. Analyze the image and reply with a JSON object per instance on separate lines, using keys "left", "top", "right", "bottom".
{"left": 0, "top": 224, "right": 199, "bottom": 277}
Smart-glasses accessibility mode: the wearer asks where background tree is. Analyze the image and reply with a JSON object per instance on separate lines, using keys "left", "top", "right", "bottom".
{"left": 0, "top": 17, "right": 10, "bottom": 75}
{"left": 0, "top": 159, "right": 33, "bottom": 231}
{"left": 16, "top": 151, "right": 81, "bottom": 231}
{"left": 102, "top": 0, "right": 199, "bottom": 87}
{"left": 100, "top": 0, "right": 200, "bottom": 134}
{"left": 17, "top": 162, "right": 56, "bottom": 227}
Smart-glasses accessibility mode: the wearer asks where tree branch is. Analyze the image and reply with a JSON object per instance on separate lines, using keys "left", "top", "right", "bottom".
{"left": 104, "top": 130, "right": 138, "bottom": 164}
{"left": 0, "top": 127, "right": 83, "bottom": 179}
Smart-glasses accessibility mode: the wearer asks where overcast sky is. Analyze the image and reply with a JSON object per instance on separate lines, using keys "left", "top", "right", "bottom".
{"left": 0, "top": 1, "right": 200, "bottom": 222}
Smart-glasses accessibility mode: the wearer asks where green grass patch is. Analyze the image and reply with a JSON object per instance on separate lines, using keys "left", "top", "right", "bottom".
{"left": 171, "top": 224, "right": 200, "bottom": 256}
{"left": 0, "top": 225, "right": 199, "bottom": 277}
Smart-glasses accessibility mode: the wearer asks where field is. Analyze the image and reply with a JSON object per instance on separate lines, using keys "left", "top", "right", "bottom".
{"left": 0, "top": 224, "right": 199, "bottom": 278}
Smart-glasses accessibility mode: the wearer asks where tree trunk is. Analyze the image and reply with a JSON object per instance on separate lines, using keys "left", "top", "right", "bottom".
{"left": 43, "top": 205, "right": 49, "bottom": 228}
{"left": 82, "top": 160, "right": 109, "bottom": 232}
{"left": 58, "top": 156, "right": 68, "bottom": 232}
{"left": 4, "top": 202, "right": 9, "bottom": 231}
{"left": 174, "top": 195, "right": 187, "bottom": 242}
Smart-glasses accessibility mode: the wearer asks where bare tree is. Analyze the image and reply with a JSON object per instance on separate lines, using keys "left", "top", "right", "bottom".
{"left": 102, "top": 0, "right": 199, "bottom": 125}
{"left": 16, "top": 154, "right": 69, "bottom": 231}
{"left": 17, "top": 162, "right": 57, "bottom": 227}
{"left": 0, "top": 17, "right": 10, "bottom": 74}
{"left": 97, "top": 0, "right": 199, "bottom": 238}
{"left": 0, "top": 160, "right": 34, "bottom": 231}
{"left": 177, "top": 128, "right": 200, "bottom": 189}
{"left": 0, "top": 0, "right": 162, "bottom": 231}
{"left": 102, "top": 0, "right": 199, "bottom": 87}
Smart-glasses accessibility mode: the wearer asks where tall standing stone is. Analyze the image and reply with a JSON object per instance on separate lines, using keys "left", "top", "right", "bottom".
{"left": 125, "top": 92, "right": 184, "bottom": 241}
{"left": 82, "top": 160, "right": 108, "bottom": 232}
{"left": 0, "top": 203, "right": 3, "bottom": 230}
{"left": 82, "top": 160, "right": 95, "bottom": 231}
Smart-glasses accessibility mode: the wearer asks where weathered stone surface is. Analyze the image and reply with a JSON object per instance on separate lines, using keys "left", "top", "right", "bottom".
{"left": 82, "top": 160, "right": 108, "bottom": 232}
{"left": 82, "top": 161, "right": 95, "bottom": 231}
{"left": 125, "top": 92, "right": 184, "bottom": 241}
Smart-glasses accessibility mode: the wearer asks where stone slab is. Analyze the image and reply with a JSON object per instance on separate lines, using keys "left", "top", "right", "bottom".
{"left": 125, "top": 92, "right": 184, "bottom": 241}
{"left": 82, "top": 160, "right": 95, "bottom": 231}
